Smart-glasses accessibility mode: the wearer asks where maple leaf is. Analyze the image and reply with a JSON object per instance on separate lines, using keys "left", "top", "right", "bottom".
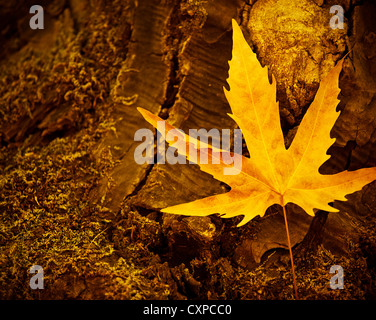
{"left": 138, "top": 20, "right": 376, "bottom": 228}
{"left": 137, "top": 19, "right": 376, "bottom": 299}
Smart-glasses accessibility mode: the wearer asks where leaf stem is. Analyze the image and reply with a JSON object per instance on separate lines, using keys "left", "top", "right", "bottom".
{"left": 280, "top": 196, "right": 299, "bottom": 300}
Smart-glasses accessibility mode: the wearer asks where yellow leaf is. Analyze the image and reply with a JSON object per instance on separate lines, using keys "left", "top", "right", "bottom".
{"left": 137, "top": 20, "right": 376, "bottom": 227}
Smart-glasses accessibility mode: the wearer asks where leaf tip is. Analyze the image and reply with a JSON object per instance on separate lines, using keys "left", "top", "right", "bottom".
{"left": 231, "top": 19, "right": 244, "bottom": 44}
{"left": 136, "top": 107, "right": 149, "bottom": 118}
{"left": 236, "top": 216, "right": 248, "bottom": 227}
{"left": 231, "top": 18, "right": 239, "bottom": 30}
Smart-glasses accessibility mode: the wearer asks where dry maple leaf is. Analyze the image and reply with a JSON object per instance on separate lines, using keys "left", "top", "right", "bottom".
{"left": 137, "top": 20, "right": 376, "bottom": 299}
{"left": 138, "top": 20, "right": 376, "bottom": 228}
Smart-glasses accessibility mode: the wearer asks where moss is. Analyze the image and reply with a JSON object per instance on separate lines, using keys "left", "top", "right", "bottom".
{"left": 227, "top": 241, "right": 372, "bottom": 300}
{"left": 0, "top": 0, "right": 131, "bottom": 141}
{"left": 0, "top": 0, "right": 132, "bottom": 299}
